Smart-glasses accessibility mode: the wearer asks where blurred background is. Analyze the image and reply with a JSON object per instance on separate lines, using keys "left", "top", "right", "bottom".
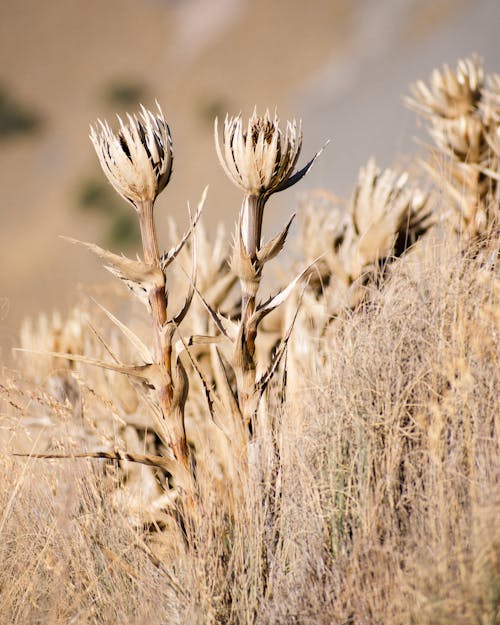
{"left": 1, "top": 0, "right": 499, "bottom": 354}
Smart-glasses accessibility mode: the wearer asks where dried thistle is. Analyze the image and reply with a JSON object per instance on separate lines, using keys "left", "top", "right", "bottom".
{"left": 299, "top": 159, "right": 432, "bottom": 311}
{"left": 213, "top": 109, "right": 323, "bottom": 435}
{"left": 406, "top": 55, "right": 484, "bottom": 120}
{"left": 480, "top": 73, "right": 500, "bottom": 126}
{"left": 17, "top": 105, "right": 204, "bottom": 500}
{"left": 407, "top": 55, "right": 499, "bottom": 237}
{"left": 215, "top": 109, "right": 302, "bottom": 199}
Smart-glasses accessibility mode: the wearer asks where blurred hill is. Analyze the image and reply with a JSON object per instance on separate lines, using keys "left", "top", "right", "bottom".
{"left": 0, "top": 0, "right": 499, "bottom": 354}
{"left": 0, "top": 0, "right": 350, "bottom": 354}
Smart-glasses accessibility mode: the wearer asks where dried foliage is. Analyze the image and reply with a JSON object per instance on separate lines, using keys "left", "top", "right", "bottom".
{"left": 407, "top": 55, "right": 500, "bottom": 236}
{"left": 1, "top": 56, "right": 499, "bottom": 624}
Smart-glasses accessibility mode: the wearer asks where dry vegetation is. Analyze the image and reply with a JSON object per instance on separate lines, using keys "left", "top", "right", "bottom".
{"left": 0, "top": 56, "right": 499, "bottom": 625}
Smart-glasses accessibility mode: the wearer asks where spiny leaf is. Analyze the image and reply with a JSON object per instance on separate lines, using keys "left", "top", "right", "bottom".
{"left": 272, "top": 141, "right": 329, "bottom": 194}
{"left": 212, "top": 347, "right": 245, "bottom": 439}
{"left": 86, "top": 320, "right": 121, "bottom": 364}
{"left": 175, "top": 333, "right": 216, "bottom": 421}
{"left": 231, "top": 224, "right": 260, "bottom": 283}
{"left": 62, "top": 236, "right": 163, "bottom": 306}
{"left": 257, "top": 282, "right": 306, "bottom": 396}
{"left": 257, "top": 214, "right": 295, "bottom": 265}
{"left": 160, "top": 186, "right": 207, "bottom": 272}
{"left": 247, "top": 258, "right": 319, "bottom": 332}
{"left": 166, "top": 222, "right": 198, "bottom": 330}
{"left": 193, "top": 286, "right": 238, "bottom": 341}
{"left": 90, "top": 297, "right": 152, "bottom": 362}
{"left": 13, "top": 450, "right": 192, "bottom": 491}
{"left": 13, "top": 349, "right": 169, "bottom": 388}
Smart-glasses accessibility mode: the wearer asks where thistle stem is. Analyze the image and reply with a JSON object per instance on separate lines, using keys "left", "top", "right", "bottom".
{"left": 236, "top": 194, "right": 267, "bottom": 430}
{"left": 241, "top": 194, "right": 264, "bottom": 260}
{"left": 137, "top": 200, "right": 190, "bottom": 471}
{"left": 240, "top": 194, "right": 265, "bottom": 323}
{"left": 138, "top": 201, "right": 168, "bottom": 369}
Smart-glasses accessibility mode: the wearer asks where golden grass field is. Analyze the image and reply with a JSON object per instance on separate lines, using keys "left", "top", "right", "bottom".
{"left": 0, "top": 46, "right": 499, "bottom": 625}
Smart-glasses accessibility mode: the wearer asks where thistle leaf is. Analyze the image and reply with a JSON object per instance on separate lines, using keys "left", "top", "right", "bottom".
{"left": 13, "top": 349, "right": 169, "bottom": 388}
{"left": 175, "top": 334, "right": 216, "bottom": 421}
{"left": 212, "top": 347, "right": 244, "bottom": 429}
{"left": 257, "top": 214, "right": 295, "bottom": 265}
{"left": 257, "top": 283, "right": 305, "bottom": 396}
{"left": 248, "top": 259, "right": 317, "bottom": 331}
{"left": 272, "top": 141, "right": 329, "bottom": 194}
{"left": 167, "top": 223, "right": 198, "bottom": 329}
{"left": 160, "top": 186, "right": 207, "bottom": 272}
{"left": 90, "top": 297, "right": 152, "bottom": 362}
{"left": 193, "top": 287, "right": 238, "bottom": 341}
{"left": 14, "top": 450, "right": 192, "bottom": 491}
{"left": 62, "top": 237, "right": 164, "bottom": 306}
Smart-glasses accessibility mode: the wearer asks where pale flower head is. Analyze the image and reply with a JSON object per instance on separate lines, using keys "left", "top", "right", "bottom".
{"left": 407, "top": 55, "right": 484, "bottom": 119}
{"left": 215, "top": 109, "right": 304, "bottom": 197}
{"left": 90, "top": 103, "right": 173, "bottom": 209}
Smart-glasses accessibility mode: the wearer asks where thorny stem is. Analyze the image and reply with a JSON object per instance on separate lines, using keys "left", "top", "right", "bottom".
{"left": 138, "top": 202, "right": 168, "bottom": 366}
{"left": 240, "top": 194, "right": 264, "bottom": 323}
{"left": 137, "top": 200, "right": 190, "bottom": 471}
{"left": 241, "top": 194, "right": 264, "bottom": 261}
{"left": 236, "top": 194, "right": 266, "bottom": 429}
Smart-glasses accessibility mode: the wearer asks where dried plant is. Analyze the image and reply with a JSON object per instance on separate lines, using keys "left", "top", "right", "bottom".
{"left": 16, "top": 104, "right": 206, "bottom": 499}
{"left": 211, "top": 109, "right": 323, "bottom": 437}
{"left": 2, "top": 57, "right": 499, "bottom": 625}
{"left": 299, "top": 158, "right": 432, "bottom": 311}
{"left": 407, "top": 55, "right": 500, "bottom": 236}
{"left": 14, "top": 305, "right": 182, "bottom": 523}
{"left": 282, "top": 159, "right": 433, "bottom": 394}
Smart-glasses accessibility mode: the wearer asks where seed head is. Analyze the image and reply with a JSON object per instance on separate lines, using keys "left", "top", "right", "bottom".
{"left": 407, "top": 55, "right": 484, "bottom": 119}
{"left": 215, "top": 109, "right": 302, "bottom": 197}
{"left": 90, "top": 103, "right": 173, "bottom": 209}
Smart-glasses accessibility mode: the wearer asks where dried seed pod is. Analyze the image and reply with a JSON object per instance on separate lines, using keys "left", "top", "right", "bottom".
{"left": 407, "top": 55, "right": 484, "bottom": 119}
{"left": 90, "top": 103, "right": 173, "bottom": 209}
{"left": 214, "top": 109, "right": 302, "bottom": 197}
{"left": 298, "top": 159, "right": 432, "bottom": 305}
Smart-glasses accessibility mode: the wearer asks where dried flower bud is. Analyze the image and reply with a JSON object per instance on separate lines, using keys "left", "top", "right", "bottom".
{"left": 90, "top": 104, "right": 173, "bottom": 209}
{"left": 214, "top": 109, "right": 303, "bottom": 197}
{"left": 407, "top": 55, "right": 484, "bottom": 119}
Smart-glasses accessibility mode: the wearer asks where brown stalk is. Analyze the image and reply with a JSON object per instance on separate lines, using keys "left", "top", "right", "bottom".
{"left": 137, "top": 200, "right": 190, "bottom": 471}
{"left": 233, "top": 194, "right": 265, "bottom": 428}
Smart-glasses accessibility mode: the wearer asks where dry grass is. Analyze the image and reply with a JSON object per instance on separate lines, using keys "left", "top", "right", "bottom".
{"left": 0, "top": 56, "right": 499, "bottom": 624}
{"left": 1, "top": 230, "right": 498, "bottom": 624}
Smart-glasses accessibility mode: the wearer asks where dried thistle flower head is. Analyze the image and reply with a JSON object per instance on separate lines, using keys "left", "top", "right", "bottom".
{"left": 90, "top": 103, "right": 173, "bottom": 209}
{"left": 299, "top": 159, "right": 432, "bottom": 300}
{"left": 214, "top": 109, "right": 302, "bottom": 197}
{"left": 407, "top": 55, "right": 484, "bottom": 119}
{"left": 348, "top": 159, "right": 432, "bottom": 266}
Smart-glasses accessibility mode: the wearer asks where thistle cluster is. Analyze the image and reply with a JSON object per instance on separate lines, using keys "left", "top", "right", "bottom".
{"left": 13, "top": 55, "right": 500, "bottom": 534}
{"left": 16, "top": 103, "right": 322, "bottom": 505}
{"left": 407, "top": 55, "right": 500, "bottom": 236}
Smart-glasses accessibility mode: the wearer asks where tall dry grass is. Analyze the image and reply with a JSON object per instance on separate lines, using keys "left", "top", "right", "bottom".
{"left": 1, "top": 231, "right": 498, "bottom": 624}
{"left": 0, "top": 55, "right": 499, "bottom": 624}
